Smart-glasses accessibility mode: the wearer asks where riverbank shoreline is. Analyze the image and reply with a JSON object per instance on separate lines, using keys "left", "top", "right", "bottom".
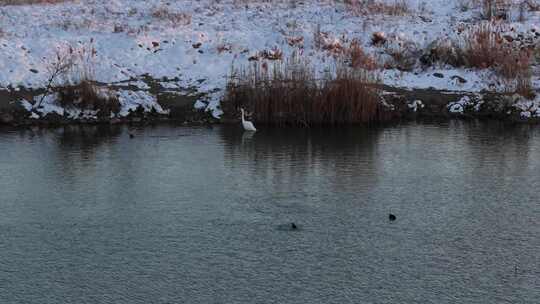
{"left": 1, "top": 83, "right": 538, "bottom": 127}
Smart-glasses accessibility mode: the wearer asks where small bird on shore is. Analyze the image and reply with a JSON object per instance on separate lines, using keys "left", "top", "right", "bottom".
{"left": 291, "top": 222, "right": 298, "bottom": 230}
{"left": 389, "top": 214, "right": 396, "bottom": 221}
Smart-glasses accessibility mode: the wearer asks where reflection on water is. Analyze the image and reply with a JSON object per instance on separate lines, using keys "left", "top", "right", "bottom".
{"left": 0, "top": 121, "right": 539, "bottom": 304}
{"left": 221, "top": 126, "right": 382, "bottom": 195}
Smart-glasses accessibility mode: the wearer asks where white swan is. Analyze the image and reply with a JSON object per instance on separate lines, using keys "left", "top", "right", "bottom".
{"left": 241, "top": 108, "right": 257, "bottom": 132}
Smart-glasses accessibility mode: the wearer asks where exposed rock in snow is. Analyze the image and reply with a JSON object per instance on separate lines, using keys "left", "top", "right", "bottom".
{"left": 513, "top": 95, "right": 540, "bottom": 119}
{"left": 448, "top": 96, "right": 473, "bottom": 114}
{"left": 117, "top": 90, "right": 169, "bottom": 117}
{"left": 407, "top": 99, "right": 424, "bottom": 112}
{"left": 194, "top": 100, "right": 207, "bottom": 109}
{"left": 521, "top": 111, "right": 532, "bottom": 119}
{"left": 19, "top": 99, "right": 33, "bottom": 112}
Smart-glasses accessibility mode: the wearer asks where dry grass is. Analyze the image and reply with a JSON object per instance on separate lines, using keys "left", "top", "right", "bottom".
{"left": 461, "top": 22, "right": 535, "bottom": 98}
{"left": 382, "top": 38, "right": 419, "bottom": 71}
{"left": 222, "top": 54, "right": 386, "bottom": 126}
{"left": 248, "top": 47, "right": 284, "bottom": 61}
{"left": 498, "top": 49, "right": 531, "bottom": 79}
{"left": 348, "top": 40, "right": 378, "bottom": 70}
{"left": 152, "top": 6, "right": 192, "bottom": 27}
{"left": 58, "top": 81, "right": 121, "bottom": 117}
{"left": 345, "top": 0, "right": 410, "bottom": 16}
{"left": 421, "top": 38, "right": 466, "bottom": 67}
{"left": 40, "top": 41, "right": 122, "bottom": 116}
{"left": 416, "top": 21, "right": 536, "bottom": 98}
{"left": 474, "top": 0, "right": 511, "bottom": 20}
{"left": 499, "top": 49, "right": 535, "bottom": 98}
{"left": 35, "top": 40, "right": 122, "bottom": 112}
{"left": 286, "top": 36, "right": 304, "bottom": 47}
{"left": 0, "top": 0, "right": 69, "bottom": 5}
{"left": 260, "top": 47, "right": 283, "bottom": 60}
{"left": 461, "top": 22, "right": 532, "bottom": 78}
{"left": 462, "top": 22, "right": 506, "bottom": 69}
{"left": 314, "top": 33, "right": 378, "bottom": 71}
{"left": 217, "top": 43, "right": 232, "bottom": 54}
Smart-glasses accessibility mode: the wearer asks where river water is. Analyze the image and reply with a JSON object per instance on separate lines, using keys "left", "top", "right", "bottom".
{"left": 0, "top": 121, "right": 538, "bottom": 303}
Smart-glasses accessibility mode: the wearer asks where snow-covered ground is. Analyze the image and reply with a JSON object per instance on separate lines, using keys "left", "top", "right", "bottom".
{"left": 0, "top": 0, "right": 539, "bottom": 118}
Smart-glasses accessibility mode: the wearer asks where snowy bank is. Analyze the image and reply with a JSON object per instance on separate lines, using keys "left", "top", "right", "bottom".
{"left": 1, "top": 0, "right": 540, "bottom": 124}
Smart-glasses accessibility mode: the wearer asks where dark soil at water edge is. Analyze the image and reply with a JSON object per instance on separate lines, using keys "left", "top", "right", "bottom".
{"left": 0, "top": 79, "right": 216, "bottom": 127}
{"left": 1, "top": 80, "right": 539, "bottom": 127}
{"left": 379, "top": 86, "right": 540, "bottom": 124}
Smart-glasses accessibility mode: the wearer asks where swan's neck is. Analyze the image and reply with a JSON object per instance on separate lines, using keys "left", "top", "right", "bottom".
{"left": 241, "top": 109, "right": 245, "bottom": 123}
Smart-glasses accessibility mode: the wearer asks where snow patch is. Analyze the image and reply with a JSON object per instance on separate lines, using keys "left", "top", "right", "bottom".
{"left": 194, "top": 100, "right": 206, "bottom": 109}
{"left": 117, "top": 90, "right": 169, "bottom": 117}
{"left": 513, "top": 96, "right": 540, "bottom": 119}
{"left": 18, "top": 99, "right": 33, "bottom": 111}
{"left": 407, "top": 99, "right": 424, "bottom": 112}
{"left": 33, "top": 94, "right": 64, "bottom": 116}
{"left": 448, "top": 96, "right": 473, "bottom": 114}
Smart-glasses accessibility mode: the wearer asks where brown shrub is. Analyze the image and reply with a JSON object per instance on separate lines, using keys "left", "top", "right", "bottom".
{"left": 383, "top": 39, "right": 419, "bottom": 71}
{"left": 286, "top": 36, "right": 304, "bottom": 47}
{"left": 152, "top": 6, "right": 191, "bottom": 27}
{"left": 371, "top": 31, "right": 387, "bottom": 46}
{"left": 459, "top": 22, "right": 535, "bottom": 98}
{"left": 345, "top": 0, "right": 410, "bottom": 16}
{"left": 259, "top": 47, "right": 283, "bottom": 60}
{"left": 58, "top": 81, "right": 120, "bottom": 117}
{"left": 462, "top": 22, "right": 506, "bottom": 69}
{"left": 320, "top": 36, "right": 344, "bottom": 54}
{"left": 222, "top": 55, "right": 387, "bottom": 126}
{"left": 217, "top": 43, "right": 232, "bottom": 54}
{"left": 498, "top": 49, "right": 532, "bottom": 79}
{"left": 421, "top": 39, "right": 462, "bottom": 67}
{"left": 348, "top": 40, "right": 378, "bottom": 70}
{"left": 475, "top": 0, "right": 511, "bottom": 20}
{"left": 0, "top": 0, "right": 69, "bottom": 5}
{"left": 499, "top": 49, "right": 535, "bottom": 98}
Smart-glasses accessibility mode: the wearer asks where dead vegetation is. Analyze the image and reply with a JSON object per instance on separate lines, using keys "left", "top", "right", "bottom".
{"left": 419, "top": 21, "right": 536, "bottom": 98}
{"left": 348, "top": 40, "right": 379, "bottom": 70}
{"left": 151, "top": 5, "right": 192, "bottom": 27}
{"left": 462, "top": 22, "right": 534, "bottom": 97}
{"left": 475, "top": 0, "right": 511, "bottom": 20}
{"left": 313, "top": 29, "right": 379, "bottom": 70}
{"left": 0, "top": 0, "right": 69, "bottom": 5}
{"left": 464, "top": 0, "right": 540, "bottom": 20}
{"left": 344, "top": 0, "right": 411, "bottom": 16}
{"left": 58, "top": 80, "right": 121, "bottom": 117}
{"left": 462, "top": 22, "right": 507, "bottom": 69}
{"left": 222, "top": 54, "right": 387, "bottom": 126}
{"left": 35, "top": 40, "right": 121, "bottom": 116}
{"left": 382, "top": 39, "right": 419, "bottom": 71}
{"left": 35, "top": 44, "right": 77, "bottom": 108}
{"left": 248, "top": 47, "right": 284, "bottom": 61}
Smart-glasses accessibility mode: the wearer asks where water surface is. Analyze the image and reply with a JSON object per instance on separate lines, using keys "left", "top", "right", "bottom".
{"left": 0, "top": 121, "right": 539, "bottom": 303}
